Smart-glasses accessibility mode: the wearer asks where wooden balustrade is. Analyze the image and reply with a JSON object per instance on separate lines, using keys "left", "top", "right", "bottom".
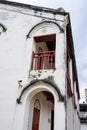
{"left": 31, "top": 51, "right": 55, "bottom": 70}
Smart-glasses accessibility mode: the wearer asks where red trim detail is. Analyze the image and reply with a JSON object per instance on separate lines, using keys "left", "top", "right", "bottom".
{"left": 34, "top": 34, "right": 56, "bottom": 42}
{"left": 31, "top": 51, "right": 55, "bottom": 70}
{"left": 74, "top": 95, "right": 77, "bottom": 109}
{"left": 67, "top": 71, "right": 73, "bottom": 97}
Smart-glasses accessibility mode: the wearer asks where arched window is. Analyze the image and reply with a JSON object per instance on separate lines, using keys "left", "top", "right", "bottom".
{"left": 38, "top": 47, "right": 43, "bottom": 53}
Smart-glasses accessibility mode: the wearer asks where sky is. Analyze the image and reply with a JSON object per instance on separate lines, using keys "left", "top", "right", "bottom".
{"left": 7, "top": 0, "right": 87, "bottom": 102}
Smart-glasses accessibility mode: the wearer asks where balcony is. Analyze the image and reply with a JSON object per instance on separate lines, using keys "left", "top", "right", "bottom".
{"left": 31, "top": 51, "right": 55, "bottom": 70}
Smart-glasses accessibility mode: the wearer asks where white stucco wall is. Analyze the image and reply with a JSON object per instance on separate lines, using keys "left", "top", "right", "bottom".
{"left": 0, "top": 3, "right": 65, "bottom": 130}
{"left": 0, "top": 1, "right": 80, "bottom": 130}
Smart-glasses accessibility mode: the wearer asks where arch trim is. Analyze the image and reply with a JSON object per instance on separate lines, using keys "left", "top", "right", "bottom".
{"left": 26, "top": 21, "right": 64, "bottom": 38}
{"left": 17, "top": 78, "right": 64, "bottom": 104}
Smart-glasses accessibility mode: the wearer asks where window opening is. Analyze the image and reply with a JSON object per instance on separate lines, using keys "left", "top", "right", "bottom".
{"left": 31, "top": 34, "right": 56, "bottom": 70}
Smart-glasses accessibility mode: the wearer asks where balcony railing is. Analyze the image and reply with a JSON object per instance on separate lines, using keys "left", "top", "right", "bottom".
{"left": 31, "top": 51, "right": 55, "bottom": 70}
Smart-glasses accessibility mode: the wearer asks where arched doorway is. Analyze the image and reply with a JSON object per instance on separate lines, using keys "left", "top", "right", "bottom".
{"left": 20, "top": 81, "right": 63, "bottom": 130}
{"left": 29, "top": 91, "right": 54, "bottom": 130}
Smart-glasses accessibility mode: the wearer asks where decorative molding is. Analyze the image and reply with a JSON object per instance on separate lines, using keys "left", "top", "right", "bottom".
{"left": 0, "top": 23, "right": 7, "bottom": 33}
{"left": 17, "top": 77, "right": 64, "bottom": 104}
{"left": 26, "top": 21, "right": 64, "bottom": 38}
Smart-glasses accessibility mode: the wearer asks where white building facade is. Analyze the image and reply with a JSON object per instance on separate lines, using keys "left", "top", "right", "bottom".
{"left": 0, "top": 1, "right": 80, "bottom": 130}
{"left": 80, "top": 104, "right": 87, "bottom": 130}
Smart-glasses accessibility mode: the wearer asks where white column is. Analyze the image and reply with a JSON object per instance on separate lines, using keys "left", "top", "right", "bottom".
{"left": 54, "top": 101, "right": 65, "bottom": 130}
{"left": 55, "top": 32, "right": 66, "bottom": 95}
{"left": 23, "top": 38, "right": 33, "bottom": 81}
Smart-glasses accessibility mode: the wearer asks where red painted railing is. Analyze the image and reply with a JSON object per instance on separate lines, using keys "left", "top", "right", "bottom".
{"left": 67, "top": 71, "right": 73, "bottom": 97}
{"left": 31, "top": 51, "right": 55, "bottom": 70}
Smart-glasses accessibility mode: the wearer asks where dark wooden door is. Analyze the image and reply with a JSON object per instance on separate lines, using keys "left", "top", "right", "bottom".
{"left": 32, "top": 108, "right": 40, "bottom": 130}
{"left": 51, "top": 110, "right": 54, "bottom": 130}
